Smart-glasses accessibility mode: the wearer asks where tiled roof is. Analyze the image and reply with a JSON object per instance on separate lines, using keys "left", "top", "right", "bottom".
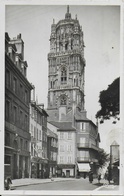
{"left": 49, "top": 121, "right": 76, "bottom": 131}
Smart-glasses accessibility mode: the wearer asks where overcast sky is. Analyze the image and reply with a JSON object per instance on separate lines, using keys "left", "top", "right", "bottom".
{"left": 5, "top": 4, "right": 120, "bottom": 152}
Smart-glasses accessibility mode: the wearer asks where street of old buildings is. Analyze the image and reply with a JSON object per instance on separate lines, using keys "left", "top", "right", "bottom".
{"left": 4, "top": 6, "right": 120, "bottom": 191}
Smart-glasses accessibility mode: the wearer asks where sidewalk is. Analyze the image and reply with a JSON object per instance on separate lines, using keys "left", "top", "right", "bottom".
{"left": 11, "top": 177, "right": 77, "bottom": 188}
{"left": 92, "top": 178, "right": 119, "bottom": 191}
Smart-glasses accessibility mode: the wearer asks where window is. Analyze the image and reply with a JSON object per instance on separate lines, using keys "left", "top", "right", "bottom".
{"left": 34, "top": 127, "right": 37, "bottom": 139}
{"left": 67, "top": 145, "right": 72, "bottom": 152}
{"left": 80, "top": 122, "right": 86, "bottom": 131}
{"left": 13, "top": 77, "right": 17, "bottom": 93}
{"left": 53, "top": 152, "right": 57, "bottom": 161}
{"left": 31, "top": 106, "right": 34, "bottom": 118}
{"left": 24, "top": 90, "right": 28, "bottom": 103}
{"left": 60, "top": 145, "right": 64, "bottom": 152}
{"left": 20, "top": 138, "right": 23, "bottom": 150}
{"left": 31, "top": 124, "right": 34, "bottom": 137}
{"left": 60, "top": 132, "right": 64, "bottom": 139}
{"left": 51, "top": 81, "right": 53, "bottom": 88}
{"left": 5, "top": 132, "right": 10, "bottom": 146}
{"left": 60, "top": 156, "right": 64, "bottom": 163}
{"left": 20, "top": 84, "right": 23, "bottom": 99}
{"left": 37, "top": 129, "right": 38, "bottom": 140}
{"left": 51, "top": 138, "right": 53, "bottom": 147}
{"left": 24, "top": 141, "right": 28, "bottom": 150}
{"left": 20, "top": 110, "right": 23, "bottom": 126}
{"left": 80, "top": 137, "right": 86, "bottom": 145}
{"left": 68, "top": 132, "right": 72, "bottom": 140}
{"left": 68, "top": 156, "right": 72, "bottom": 163}
{"left": 39, "top": 130, "right": 41, "bottom": 140}
{"left": 13, "top": 106, "right": 17, "bottom": 124}
{"left": 24, "top": 115, "right": 28, "bottom": 130}
{"left": 5, "top": 69, "right": 10, "bottom": 88}
{"left": 51, "top": 152, "right": 53, "bottom": 160}
{"left": 61, "top": 67, "right": 67, "bottom": 84}
{"left": 5, "top": 155, "right": 11, "bottom": 164}
{"left": 5, "top": 100, "right": 10, "bottom": 121}
{"left": 79, "top": 150, "right": 89, "bottom": 159}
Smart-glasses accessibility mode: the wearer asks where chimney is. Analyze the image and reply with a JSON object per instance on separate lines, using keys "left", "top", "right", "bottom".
{"left": 31, "top": 84, "right": 35, "bottom": 102}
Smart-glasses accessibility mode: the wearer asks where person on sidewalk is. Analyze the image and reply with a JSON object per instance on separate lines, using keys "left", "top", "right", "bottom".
{"left": 89, "top": 170, "right": 93, "bottom": 183}
{"left": 98, "top": 174, "right": 101, "bottom": 184}
{"left": 49, "top": 171, "right": 54, "bottom": 181}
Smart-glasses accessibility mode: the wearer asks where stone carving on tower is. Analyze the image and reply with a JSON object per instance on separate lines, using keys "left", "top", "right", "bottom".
{"left": 47, "top": 6, "right": 86, "bottom": 121}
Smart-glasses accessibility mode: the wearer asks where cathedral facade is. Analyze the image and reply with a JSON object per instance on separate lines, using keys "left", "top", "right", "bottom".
{"left": 47, "top": 6, "right": 101, "bottom": 177}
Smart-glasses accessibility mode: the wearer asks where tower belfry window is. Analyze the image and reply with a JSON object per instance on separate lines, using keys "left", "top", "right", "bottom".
{"left": 61, "top": 67, "right": 67, "bottom": 84}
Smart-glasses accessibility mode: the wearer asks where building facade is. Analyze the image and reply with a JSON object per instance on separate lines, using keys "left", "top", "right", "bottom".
{"left": 30, "top": 101, "right": 48, "bottom": 178}
{"left": 47, "top": 6, "right": 101, "bottom": 177}
{"left": 5, "top": 33, "right": 33, "bottom": 179}
{"left": 47, "top": 128, "right": 58, "bottom": 177}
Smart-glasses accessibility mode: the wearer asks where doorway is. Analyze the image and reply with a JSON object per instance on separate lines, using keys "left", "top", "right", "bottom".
{"left": 66, "top": 170, "right": 70, "bottom": 178}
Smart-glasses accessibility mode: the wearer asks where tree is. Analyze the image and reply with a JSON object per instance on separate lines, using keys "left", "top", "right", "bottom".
{"left": 98, "top": 149, "right": 109, "bottom": 168}
{"left": 96, "top": 77, "right": 120, "bottom": 123}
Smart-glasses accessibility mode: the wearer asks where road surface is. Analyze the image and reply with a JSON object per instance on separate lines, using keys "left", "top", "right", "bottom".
{"left": 14, "top": 178, "right": 99, "bottom": 190}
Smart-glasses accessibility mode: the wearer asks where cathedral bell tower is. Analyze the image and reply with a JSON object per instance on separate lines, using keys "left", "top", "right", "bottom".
{"left": 47, "top": 6, "right": 86, "bottom": 121}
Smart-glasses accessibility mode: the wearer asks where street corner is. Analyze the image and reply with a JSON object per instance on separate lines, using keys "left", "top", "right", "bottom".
{"left": 93, "top": 184, "right": 119, "bottom": 191}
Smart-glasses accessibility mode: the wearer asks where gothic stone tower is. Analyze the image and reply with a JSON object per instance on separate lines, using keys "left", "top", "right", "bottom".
{"left": 47, "top": 7, "right": 100, "bottom": 177}
{"left": 47, "top": 6, "right": 86, "bottom": 121}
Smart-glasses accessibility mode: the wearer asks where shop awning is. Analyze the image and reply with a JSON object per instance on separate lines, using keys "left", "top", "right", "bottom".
{"left": 77, "top": 163, "right": 90, "bottom": 172}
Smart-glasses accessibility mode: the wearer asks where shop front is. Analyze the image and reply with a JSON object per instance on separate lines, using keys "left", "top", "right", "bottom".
{"left": 57, "top": 164, "right": 75, "bottom": 177}
{"left": 77, "top": 163, "right": 90, "bottom": 178}
{"left": 31, "top": 157, "right": 48, "bottom": 179}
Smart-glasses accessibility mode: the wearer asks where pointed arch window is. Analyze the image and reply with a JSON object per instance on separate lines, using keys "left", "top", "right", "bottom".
{"left": 61, "top": 67, "right": 67, "bottom": 84}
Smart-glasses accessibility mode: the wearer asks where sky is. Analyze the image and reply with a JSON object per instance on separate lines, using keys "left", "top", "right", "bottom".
{"left": 5, "top": 4, "right": 121, "bottom": 152}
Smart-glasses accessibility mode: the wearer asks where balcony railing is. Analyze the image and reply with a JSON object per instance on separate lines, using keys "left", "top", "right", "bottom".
{"left": 77, "top": 143, "right": 101, "bottom": 151}
{"left": 77, "top": 157, "right": 90, "bottom": 162}
{"left": 77, "top": 143, "right": 89, "bottom": 148}
{"left": 77, "top": 157, "right": 98, "bottom": 163}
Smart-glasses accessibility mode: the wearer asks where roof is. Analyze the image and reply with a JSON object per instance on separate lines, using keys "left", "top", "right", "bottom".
{"left": 75, "top": 110, "right": 97, "bottom": 128}
{"left": 47, "top": 128, "right": 58, "bottom": 139}
{"left": 49, "top": 121, "right": 76, "bottom": 131}
{"left": 31, "top": 102, "right": 48, "bottom": 117}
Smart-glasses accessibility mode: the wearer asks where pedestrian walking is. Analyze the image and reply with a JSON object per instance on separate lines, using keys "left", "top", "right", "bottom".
{"left": 104, "top": 171, "right": 108, "bottom": 180}
{"left": 89, "top": 170, "right": 93, "bottom": 183}
{"left": 107, "top": 164, "right": 112, "bottom": 184}
{"left": 98, "top": 174, "right": 101, "bottom": 184}
{"left": 49, "top": 171, "right": 53, "bottom": 181}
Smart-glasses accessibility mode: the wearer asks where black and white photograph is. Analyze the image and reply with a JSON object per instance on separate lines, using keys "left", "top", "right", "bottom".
{"left": 0, "top": 0, "right": 124, "bottom": 195}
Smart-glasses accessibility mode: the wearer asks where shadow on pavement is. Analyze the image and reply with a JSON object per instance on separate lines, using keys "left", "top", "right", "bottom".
{"left": 93, "top": 182, "right": 104, "bottom": 186}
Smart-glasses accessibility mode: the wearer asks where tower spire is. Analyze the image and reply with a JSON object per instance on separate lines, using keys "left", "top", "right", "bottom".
{"left": 67, "top": 5, "right": 69, "bottom": 13}
{"left": 65, "top": 5, "right": 71, "bottom": 19}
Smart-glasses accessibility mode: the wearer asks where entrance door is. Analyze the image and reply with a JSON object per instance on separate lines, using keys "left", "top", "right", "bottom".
{"left": 66, "top": 170, "right": 70, "bottom": 178}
